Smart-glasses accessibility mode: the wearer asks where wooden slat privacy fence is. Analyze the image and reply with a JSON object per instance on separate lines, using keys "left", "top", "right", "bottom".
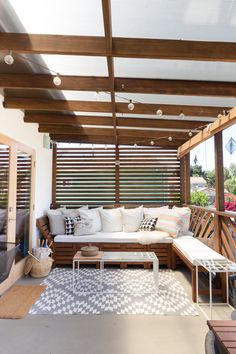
{"left": 53, "top": 143, "right": 181, "bottom": 207}
{"left": 0, "top": 146, "right": 9, "bottom": 209}
{"left": 16, "top": 151, "right": 31, "bottom": 210}
{"left": 189, "top": 205, "right": 236, "bottom": 262}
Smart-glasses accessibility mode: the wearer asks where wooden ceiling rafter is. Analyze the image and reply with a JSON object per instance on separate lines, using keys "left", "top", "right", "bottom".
{"left": 24, "top": 112, "right": 209, "bottom": 130}
{"left": 1, "top": 74, "right": 236, "bottom": 96}
{"left": 2, "top": 32, "right": 236, "bottom": 62}
{"left": 49, "top": 134, "right": 183, "bottom": 147}
{"left": 102, "top": 0, "right": 117, "bottom": 145}
{"left": 4, "top": 97, "right": 228, "bottom": 117}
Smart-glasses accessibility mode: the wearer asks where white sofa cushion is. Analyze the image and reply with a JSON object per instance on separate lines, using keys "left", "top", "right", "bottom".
{"left": 79, "top": 207, "right": 103, "bottom": 232}
{"left": 121, "top": 206, "right": 144, "bottom": 232}
{"left": 99, "top": 208, "right": 123, "bottom": 232}
{"left": 74, "top": 219, "right": 95, "bottom": 236}
{"left": 55, "top": 230, "right": 173, "bottom": 244}
{"left": 173, "top": 237, "right": 225, "bottom": 265}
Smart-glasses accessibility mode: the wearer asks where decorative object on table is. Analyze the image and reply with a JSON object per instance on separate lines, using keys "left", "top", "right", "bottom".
{"left": 81, "top": 245, "right": 99, "bottom": 257}
{"left": 29, "top": 268, "right": 198, "bottom": 316}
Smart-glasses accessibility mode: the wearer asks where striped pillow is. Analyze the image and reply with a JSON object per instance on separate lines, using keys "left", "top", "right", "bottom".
{"left": 156, "top": 210, "right": 184, "bottom": 237}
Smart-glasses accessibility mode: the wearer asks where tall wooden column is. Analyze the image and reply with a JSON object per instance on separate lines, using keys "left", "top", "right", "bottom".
{"left": 180, "top": 153, "right": 190, "bottom": 205}
{"left": 214, "top": 132, "right": 224, "bottom": 252}
{"left": 51, "top": 142, "right": 57, "bottom": 208}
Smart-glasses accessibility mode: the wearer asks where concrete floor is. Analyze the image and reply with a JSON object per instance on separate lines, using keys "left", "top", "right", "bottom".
{"left": 0, "top": 267, "right": 232, "bottom": 354}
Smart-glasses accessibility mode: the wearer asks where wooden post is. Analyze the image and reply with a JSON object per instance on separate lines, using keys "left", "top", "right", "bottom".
{"left": 115, "top": 144, "right": 120, "bottom": 205}
{"left": 51, "top": 142, "right": 57, "bottom": 208}
{"left": 180, "top": 153, "right": 190, "bottom": 205}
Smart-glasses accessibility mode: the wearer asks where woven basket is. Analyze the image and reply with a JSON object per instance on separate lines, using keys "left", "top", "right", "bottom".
{"left": 30, "top": 257, "right": 53, "bottom": 278}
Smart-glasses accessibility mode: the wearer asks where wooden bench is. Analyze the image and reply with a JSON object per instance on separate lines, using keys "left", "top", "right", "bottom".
{"left": 36, "top": 215, "right": 172, "bottom": 268}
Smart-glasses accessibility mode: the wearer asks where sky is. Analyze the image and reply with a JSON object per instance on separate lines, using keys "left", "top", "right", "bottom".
{"left": 190, "top": 123, "right": 236, "bottom": 171}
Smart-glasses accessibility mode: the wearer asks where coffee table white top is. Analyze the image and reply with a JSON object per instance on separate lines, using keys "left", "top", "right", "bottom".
{"left": 195, "top": 258, "right": 236, "bottom": 272}
{"left": 101, "top": 252, "right": 157, "bottom": 262}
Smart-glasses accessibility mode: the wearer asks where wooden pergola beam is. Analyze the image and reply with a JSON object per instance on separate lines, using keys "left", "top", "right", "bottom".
{"left": 50, "top": 134, "right": 184, "bottom": 147}
{"left": 1, "top": 74, "right": 236, "bottom": 96}
{"left": 2, "top": 33, "right": 236, "bottom": 61}
{"left": 24, "top": 112, "right": 207, "bottom": 129}
{"left": 39, "top": 124, "right": 193, "bottom": 139}
{"left": 178, "top": 107, "right": 236, "bottom": 158}
{"left": 6, "top": 97, "right": 226, "bottom": 118}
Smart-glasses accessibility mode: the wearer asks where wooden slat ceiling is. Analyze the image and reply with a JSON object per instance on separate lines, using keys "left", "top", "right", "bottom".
{"left": 0, "top": 0, "right": 235, "bottom": 147}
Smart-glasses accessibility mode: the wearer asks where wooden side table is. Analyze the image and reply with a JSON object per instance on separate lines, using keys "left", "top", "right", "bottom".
{"left": 72, "top": 251, "right": 104, "bottom": 291}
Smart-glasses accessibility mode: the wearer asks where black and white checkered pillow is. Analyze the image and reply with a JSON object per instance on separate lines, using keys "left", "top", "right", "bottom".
{"left": 64, "top": 216, "right": 80, "bottom": 235}
{"left": 139, "top": 217, "right": 157, "bottom": 231}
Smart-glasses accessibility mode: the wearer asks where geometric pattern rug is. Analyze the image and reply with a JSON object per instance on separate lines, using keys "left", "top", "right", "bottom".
{"left": 29, "top": 268, "right": 198, "bottom": 316}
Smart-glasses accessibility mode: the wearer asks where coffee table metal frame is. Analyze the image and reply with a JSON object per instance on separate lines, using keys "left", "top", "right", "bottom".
{"left": 72, "top": 251, "right": 159, "bottom": 293}
{"left": 195, "top": 258, "right": 236, "bottom": 319}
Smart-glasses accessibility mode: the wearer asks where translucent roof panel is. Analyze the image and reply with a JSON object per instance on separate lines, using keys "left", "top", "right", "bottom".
{"left": 38, "top": 55, "right": 108, "bottom": 77}
{"left": 61, "top": 91, "right": 111, "bottom": 102}
{"left": 114, "top": 58, "right": 236, "bottom": 82}
{"left": 116, "top": 113, "right": 215, "bottom": 122}
{"left": 115, "top": 93, "right": 236, "bottom": 108}
{"left": 111, "top": 0, "right": 236, "bottom": 41}
{"left": 8, "top": 0, "right": 105, "bottom": 35}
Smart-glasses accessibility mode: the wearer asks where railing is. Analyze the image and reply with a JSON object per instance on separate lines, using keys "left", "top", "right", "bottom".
{"left": 188, "top": 205, "right": 236, "bottom": 262}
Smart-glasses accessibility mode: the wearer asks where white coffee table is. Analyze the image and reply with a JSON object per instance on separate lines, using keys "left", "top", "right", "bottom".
{"left": 72, "top": 251, "right": 159, "bottom": 293}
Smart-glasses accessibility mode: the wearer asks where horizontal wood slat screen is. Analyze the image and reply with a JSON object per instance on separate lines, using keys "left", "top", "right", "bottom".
{"left": 0, "top": 147, "right": 9, "bottom": 209}
{"left": 55, "top": 145, "right": 116, "bottom": 206}
{"left": 119, "top": 146, "right": 181, "bottom": 204}
{"left": 53, "top": 144, "right": 181, "bottom": 207}
{"left": 16, "top": 151, "right": 31, "bottom": 209}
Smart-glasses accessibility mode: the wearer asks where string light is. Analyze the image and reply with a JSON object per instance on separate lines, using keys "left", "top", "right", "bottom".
{"left": 53, "top": 74, "right": 61, "bottom": 86}
{"left": 168, "top": 136, "right": 173, "bottom": 142}
{"left": 156, "top": 109, "right": 163, "bottom": 117}
{"left": 188, "top": 130, "right": 193, "bottom": 137}
{"left": 134, "top": 143, "right": 137, "bottom": 147}
{"left": 179, "top": 112, "right": 185, "bottom": 120}
{"left": 150, "top": 140, "right": 155, "bottom": 145}
{"left": 128, "top": 100, "right": 135, "bottom": 111}
{"left": 4, "top": 51, "right": 14, "bottom": 65}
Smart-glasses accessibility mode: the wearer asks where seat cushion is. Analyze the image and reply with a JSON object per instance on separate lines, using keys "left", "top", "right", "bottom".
{"left": 173, "top": 237, "right": 225, "bottom": 265}
{"left": 54, "top": 230, "right": 173, "bottom": 243}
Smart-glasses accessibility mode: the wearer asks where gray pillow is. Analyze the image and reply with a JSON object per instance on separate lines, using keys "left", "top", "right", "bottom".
{"left": 47, "top": 214, "right": 65, "bottom": 235}
{"left": 74, "top": 219, "right": 95, "bottom": 236}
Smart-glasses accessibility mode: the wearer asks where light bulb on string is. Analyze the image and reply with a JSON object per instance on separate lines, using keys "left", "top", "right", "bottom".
{"left": 179, "top": 112, "right": 185, "bottom": 120}
{"left": 128, "top": 100, "right": 134, "bottom": 111}
{"left": 53, "top": 74, "right": 61, "bottom": 86}
{"left": 156, "top": 109, "right": 163, "bottom": 117}
{"left": 188, "top": 130, "right": 193, "bottom": 137}
{"left": 4, "top": 51, "right": 14, "bottom": 65}
{"left": 150, "top": 140, "right": 155, "bottom": 146}
{"left": 168, "top": 136, "right": 173, "bottom": 142}
{"left": 134, "top": 143, "right": 137, "bottom": 148}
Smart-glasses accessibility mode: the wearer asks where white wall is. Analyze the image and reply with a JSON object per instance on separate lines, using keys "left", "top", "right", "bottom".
{"left": 0, "top": 95, "right": 52, "bottom": 244}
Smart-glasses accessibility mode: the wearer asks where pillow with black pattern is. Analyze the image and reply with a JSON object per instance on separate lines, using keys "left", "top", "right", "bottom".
{"left": 139, "top": 217, "right": 157, "bottom": 231}
{"left": 64, "top": 216, "right": 80, "bottom": 235}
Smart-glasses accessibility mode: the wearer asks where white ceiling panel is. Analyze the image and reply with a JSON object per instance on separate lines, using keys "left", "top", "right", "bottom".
{"left": 111, "top": 0, "right": 236, "bottom": 41}
{"left": 74, "top": 112, "right": 112, "bottom": 117}
{"left": 114, "top": 58, "right": 236, "bottom": 82}
{"left": 116, "top": 113, "right": 215, "bottom": 122}
{"left": 115, "top": 93, "right": 236, "bottom": 107}
{"left": 61, "top": 91, "right": 111, "bottom": 102}
{"left": 8, "top": 0, "right": 104, "bottom": 35}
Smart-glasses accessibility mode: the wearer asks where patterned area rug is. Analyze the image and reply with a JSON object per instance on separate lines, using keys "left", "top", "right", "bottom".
{"left": 29, "top": 268, "right": 198, "bottom": 315}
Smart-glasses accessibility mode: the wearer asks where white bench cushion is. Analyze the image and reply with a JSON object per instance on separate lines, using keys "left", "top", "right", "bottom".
{"left": 173, "top": 237, "right": 225, "bottom": 265}
{"left": 55, "top": 231, "right": 173, "bottom": 244}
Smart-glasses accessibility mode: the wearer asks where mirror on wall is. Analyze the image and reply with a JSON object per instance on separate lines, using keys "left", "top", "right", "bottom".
{"left": 0, "top": 144, "right": 9, "bottom": 243}
{"left": 15, "top": 150, "right": 31, "bottom": 260}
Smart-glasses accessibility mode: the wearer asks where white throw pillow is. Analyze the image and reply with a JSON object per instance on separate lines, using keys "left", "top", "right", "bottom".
{"left": 173, "top": 206, "right": 191, "bottom": 232}
{"left": 144, "top": 206, "right": 169, "bottom": 219}
{"left": 99, "top": 208, "right": 123, "bottom": 232}
{"left": 74, "top": 219, "right": 95, "bottom": 236}
{"left": 79, "top": 207, "right": 103, "bottom": 232}
{"left": 121, "top": 206, "right": 144, "bottom": 232}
